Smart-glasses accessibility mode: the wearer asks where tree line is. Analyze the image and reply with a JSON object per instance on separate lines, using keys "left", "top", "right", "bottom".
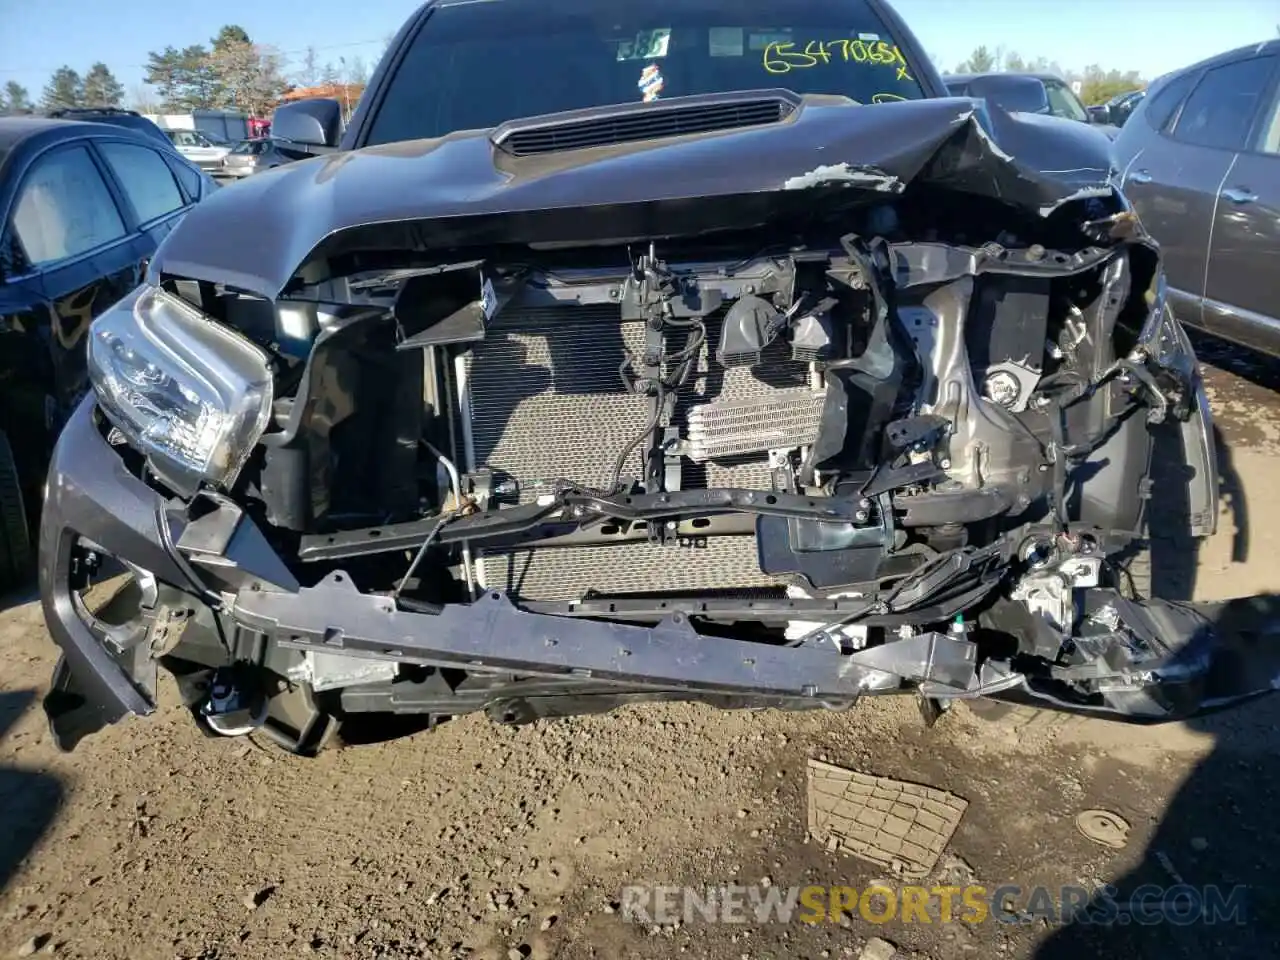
{"left": 0, "top": 24, "right": 309, "bottom": 118}
{"left": 0, "top": 63, "right": 124, "bottom": 114}
{"left": 140, "top": 28, "right": 373, "bottom": 116}
{"left": 946, "top": 45, "right": 1145, "bottom": 105}
{"left": 5, "top": 35, "right": 1149, "bottom": 120}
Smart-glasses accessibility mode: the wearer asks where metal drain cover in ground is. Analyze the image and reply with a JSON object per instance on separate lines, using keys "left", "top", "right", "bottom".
{"left": 807, "top": 759, "right": 968, "bottom": 879}
{"left": 1075, "top": 809, "right": 1130, "bottom": 848}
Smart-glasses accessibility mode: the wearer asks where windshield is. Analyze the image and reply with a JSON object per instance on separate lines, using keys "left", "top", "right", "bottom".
{"left": 366, "top": 0, "right": 926, "bottom": 146}
{"left": 1043, "top": 79, "right": 1088, "bottom": 122}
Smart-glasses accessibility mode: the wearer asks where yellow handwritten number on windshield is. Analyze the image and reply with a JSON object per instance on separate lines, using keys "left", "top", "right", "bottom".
{"left": 763, "top": 39, "right": 913, "bottom": 82}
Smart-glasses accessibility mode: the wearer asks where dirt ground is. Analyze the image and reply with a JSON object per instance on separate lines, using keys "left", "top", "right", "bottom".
{"left": 2, "top": 338, "right": 1279, "bottom": 960}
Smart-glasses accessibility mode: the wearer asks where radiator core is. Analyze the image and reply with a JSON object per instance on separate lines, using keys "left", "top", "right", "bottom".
{"left": 462, "top": 304, "right": 810, "bottom": 600}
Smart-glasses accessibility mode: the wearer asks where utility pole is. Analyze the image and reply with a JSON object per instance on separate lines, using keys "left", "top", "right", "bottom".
{"left": 339, "top": 55, "right": 351, "bottom": 123}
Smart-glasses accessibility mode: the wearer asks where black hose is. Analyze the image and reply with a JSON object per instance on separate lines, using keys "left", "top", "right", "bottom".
{"left": 609, "top": 384, "right": 666, "bottom": 493}
{"left": 663, "top": 322, "right": 706, "bottom": 366}
{"left": 611, "top": 309, "right": 707, "bottom": 493}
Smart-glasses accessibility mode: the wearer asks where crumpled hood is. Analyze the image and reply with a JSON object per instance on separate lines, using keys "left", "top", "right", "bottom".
{"left": 150, "top": 95, "right": 1118, "bottom": 300}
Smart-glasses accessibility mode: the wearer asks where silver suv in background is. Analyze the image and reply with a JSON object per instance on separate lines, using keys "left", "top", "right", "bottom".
{"left": 218, "top": 137, "right": 309, "bottom": 178}
{"left": 163, "top": 128, "right": 231, "bottom": 171}
{"left": 1112, "top": 41, "right": 1280, "bottom": 356}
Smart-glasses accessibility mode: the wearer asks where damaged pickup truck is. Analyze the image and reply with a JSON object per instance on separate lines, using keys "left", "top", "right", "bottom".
{"left": 38, "top": 0, "right": 1272, "bottom": 756}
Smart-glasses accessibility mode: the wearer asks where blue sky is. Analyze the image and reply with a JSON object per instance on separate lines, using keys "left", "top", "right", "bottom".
{"left": 1, "top": 0, "right": 1276, "bottom": 102}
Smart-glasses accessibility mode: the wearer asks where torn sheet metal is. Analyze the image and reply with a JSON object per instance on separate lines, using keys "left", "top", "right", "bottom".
{"left": 150, "top": 95, "right": 1119, "bottom": 300}
{"left": 807, "top": 759, "right": 967, "bottom": 879}
{"left": 781, "top": 163, "right": 901, "bottom": 192}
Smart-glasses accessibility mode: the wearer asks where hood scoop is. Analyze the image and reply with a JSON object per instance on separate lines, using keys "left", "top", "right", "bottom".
{"left": 490, "top": 89, "right": 801, "bottom": 157}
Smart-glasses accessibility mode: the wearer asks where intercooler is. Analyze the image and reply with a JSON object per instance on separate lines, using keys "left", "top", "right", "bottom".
{"left": 460, "top": 304, "right": 816, "bottom": 600}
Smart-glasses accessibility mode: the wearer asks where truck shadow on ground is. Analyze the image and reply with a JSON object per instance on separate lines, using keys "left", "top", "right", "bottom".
{"left": 1148, "top": 422, "right": 1246, "bottom": 602}
{"left": 1036, "top": 595, "right": 1280, "bottom": 958}
{"left": 0, "top": 689, "right": 64, "bottom": 894}
{"left": 1189, "top": 333, "right": 1280, "bottom": 394}
{"left": 1037, "top": 398, "right": 1277, "bottom": 955}
{"left": 0, "top": 583, "right": 39, "bottom": 615}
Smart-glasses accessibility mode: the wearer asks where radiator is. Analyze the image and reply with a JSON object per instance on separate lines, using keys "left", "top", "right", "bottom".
{"left": 462, "top": 304, "right": 812, "bottom": 600}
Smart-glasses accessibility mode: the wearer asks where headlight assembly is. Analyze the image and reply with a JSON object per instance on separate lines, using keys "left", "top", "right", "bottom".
{"left": 87, "top": 285, "right": 273, "bottom": 495}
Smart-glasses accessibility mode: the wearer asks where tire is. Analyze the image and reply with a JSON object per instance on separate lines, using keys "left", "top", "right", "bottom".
{"left": 0, "top": 430, "right": 33, "bottom": 592}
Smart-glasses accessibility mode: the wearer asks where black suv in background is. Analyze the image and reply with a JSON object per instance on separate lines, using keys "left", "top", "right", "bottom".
{"left": 1112, "top": 41, "right": 1280, "bottom": 355}
{"left": 1093, "top": 88, "right": 1145, "bottom": 128}
{"left": 43, "top": 108, "right": 173, "bottom": 148}
{"left": 944, "top": 72, "right": 1118, "bottom": 135}
{"left": 0, "top": 118, "right": 215, "bottom": 588}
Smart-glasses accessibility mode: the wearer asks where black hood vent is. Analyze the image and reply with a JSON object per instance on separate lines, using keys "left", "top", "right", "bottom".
{"left": 491, "top": 90, "right": 801, "bottom": 157}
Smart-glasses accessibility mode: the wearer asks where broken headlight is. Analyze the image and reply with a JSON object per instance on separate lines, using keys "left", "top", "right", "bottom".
{"left": 87, "top": 285, "right": 273, "bottom": 494}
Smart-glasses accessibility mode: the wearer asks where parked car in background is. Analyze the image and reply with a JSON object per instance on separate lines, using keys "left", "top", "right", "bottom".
{"left": 0, "top": 118, "right": 215, "bottom": 588}
{"left": 1112, "top": 41, "right": 1280, "bottom": 355}
{"left": 1090, "top": 88, "right": 1145, "bottom": 128}
{"left": 218, "top": 136, "right": 310, "bottom": 178}
{"left": 945, "top": 72, "right": 1120, "bottom": 136}
{"left": 145, "top": 109, "right": 251, "bottom": 145}
{"left": 164, "top": 128, "right": 231, "bottom": 171}
{"left": 44, "top": 108, "right": 174, "bottom": 148}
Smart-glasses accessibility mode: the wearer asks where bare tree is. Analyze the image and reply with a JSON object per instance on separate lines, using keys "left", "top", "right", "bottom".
{"left": 346, "top": 55, "right": 370, "bottom": 86}
{"left": 296, "top": 46, "right": 322, "bottom": 87}
{"left": 130, "top": 84, "right": 161, "bottom": 114}
{"left": 206, "top": 40, "right": 290, "bottom": 115}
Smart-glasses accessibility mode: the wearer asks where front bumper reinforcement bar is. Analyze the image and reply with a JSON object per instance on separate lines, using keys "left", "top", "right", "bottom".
{"left": 233, "top": 573, "right": 977, "bottom": 700}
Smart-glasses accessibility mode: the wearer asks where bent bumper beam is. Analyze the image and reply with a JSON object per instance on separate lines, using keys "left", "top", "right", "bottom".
{"left": 36, "top": 400, "right": 1278, "bottom": 752}
{"left": 233, "top": 572, "right": 977, "bottom": 700}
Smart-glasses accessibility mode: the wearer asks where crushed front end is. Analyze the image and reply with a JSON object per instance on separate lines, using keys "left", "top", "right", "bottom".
{"left": 38, "top": 97, "right": 1277, "bottom": 755}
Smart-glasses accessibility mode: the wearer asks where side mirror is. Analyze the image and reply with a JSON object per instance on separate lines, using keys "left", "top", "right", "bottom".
{"left": 966, "top": 75, "right": 1050, "bottom": 116}
{"left": 1087, "top": 105, "right": 1112, "bottom": 125}
{"left": 271, "top": 98, "right": 342, "bottom": 148}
